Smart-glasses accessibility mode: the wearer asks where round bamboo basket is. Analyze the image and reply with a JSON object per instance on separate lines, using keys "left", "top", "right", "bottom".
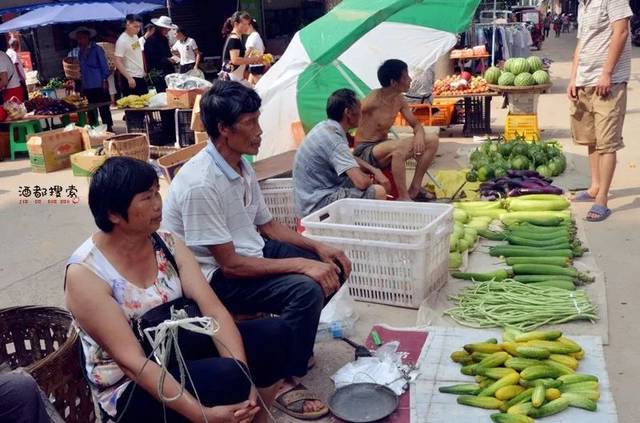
{"left": 488, "top": 83, "right": 552, "bottom": 94}
{"left": 0, "top": 306, "right": 96, "bottom": 422}
{"left": 63, "top": 57, "right": 81, "bottom": 80}
{"left": 104, "top": 133, "right": 150, "bottom": 161}
{"left": 97, "top": 42, "right": 116, "bottom": 73}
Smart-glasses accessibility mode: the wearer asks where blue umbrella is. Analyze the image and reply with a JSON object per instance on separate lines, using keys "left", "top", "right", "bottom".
{"left": 0, "top": 1, "right": 163, "bottom": 33}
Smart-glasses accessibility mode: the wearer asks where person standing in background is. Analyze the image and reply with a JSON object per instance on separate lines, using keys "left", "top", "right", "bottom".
{"left": 171, "top": 27, "right": 201, "bottom": 73}
{"left": 0, "top": 50, "right": 24, "bottom": 103}
{"left": 245, "top": 19, "right": 267, "bottom": 85}
{"left": 568, "top": 0, "right": 632, "bottom": 222}
{"left": 68, "top": 27, "right": 113, "bottom": 132}
{"left": 554, "top": 14, "right": 562, "bottom": 37}
{"left": 544, "top": 12, "right": 552, "bottom": 39}
{"left": 5, "top": 39, "right": 28, "bottom": 100}
{"left": 145, "top": 15, "right": 177, "bottom": 93}
{"left": 114, "top": 14, "right": 147, "bottom": 96}
{"left": 220, "top": 11, "right": 263, "bottom": 83}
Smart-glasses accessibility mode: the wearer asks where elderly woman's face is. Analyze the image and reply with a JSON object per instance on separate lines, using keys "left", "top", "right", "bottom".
{"left": 117, "top": 181, "right": 163, "bottom": 233}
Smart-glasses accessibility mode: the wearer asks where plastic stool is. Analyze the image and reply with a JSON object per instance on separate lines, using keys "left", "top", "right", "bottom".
{"left": 9, "top": 121, "right": 42, "bottom": 160}
{"left": 504, "top": 114, "right": 540, "bottom": 142}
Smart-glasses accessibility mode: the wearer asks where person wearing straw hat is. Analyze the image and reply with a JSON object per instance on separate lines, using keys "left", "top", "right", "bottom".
{"left": 145, "top": 15, "right": 177, "bottom": 93}
{"left": 68, "top": 26, "right": 113, "bottom": 132}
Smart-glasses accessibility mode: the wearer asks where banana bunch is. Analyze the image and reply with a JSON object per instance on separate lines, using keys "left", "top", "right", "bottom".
{"left": 262, "top": 54, "right": 274, "bottom": 65}
{"left": 63, "top": 94, "right": 89, "bottom": 108}
{"left": 117, "top": 94, "right": 152, "bottom": 109}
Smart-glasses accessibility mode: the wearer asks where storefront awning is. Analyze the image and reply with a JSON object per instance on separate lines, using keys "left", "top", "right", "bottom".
{"left": 0, "top": 1, "right": 164, "bottom": 32}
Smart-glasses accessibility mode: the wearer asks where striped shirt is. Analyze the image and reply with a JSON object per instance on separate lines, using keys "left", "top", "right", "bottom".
{"left": 576, "top": 0, "right": 632, "bottom": 87}
{"left": 162, "top": 141, "right": 273, "bottom": 280}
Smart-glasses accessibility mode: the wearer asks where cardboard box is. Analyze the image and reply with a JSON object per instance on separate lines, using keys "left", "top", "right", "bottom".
{"left": 194, "top": 131, "right": 209, "bottom": 144}
{"left": 166, "top": 88, "right": 204, "bottom": 109}
{"left": 157, "top": 142, "right": 207, "bottom": 182}
{"left": 190, "top": 94, "right": 206, "bottom": 132}
{"left": 70, "top": 149, "right": 108, "bottom": 177}
{"left": 27, "top": 128, "right": 87, "bottom": 173}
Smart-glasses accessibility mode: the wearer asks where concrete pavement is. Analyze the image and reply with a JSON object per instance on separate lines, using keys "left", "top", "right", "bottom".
{"left": 0, "top": 31, "right": 639, "bottom": 422}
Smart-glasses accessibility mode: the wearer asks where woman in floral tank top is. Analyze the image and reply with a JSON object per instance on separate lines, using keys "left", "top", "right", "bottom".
{"left": 65, "top": 157, "right": 292, "bottom": 422}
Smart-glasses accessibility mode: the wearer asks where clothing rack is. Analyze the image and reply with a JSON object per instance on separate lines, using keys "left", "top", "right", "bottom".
{"left": 472, "top": 22, "right": 528, "bottom": 66}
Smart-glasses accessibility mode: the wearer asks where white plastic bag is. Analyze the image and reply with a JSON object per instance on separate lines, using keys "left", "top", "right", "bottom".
{"left": 148, "top": 93, "right": 167, "bottom": 108}
{"left": 164, "top": 73, "right": 212, "bottom": 90}
{"left": 317, "top": 286, "right": 359, "bottom": 341}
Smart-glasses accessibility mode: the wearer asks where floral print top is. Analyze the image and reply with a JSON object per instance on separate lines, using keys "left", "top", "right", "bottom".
{"left": 66, "top": 231, "right": 183, "bottom": 417}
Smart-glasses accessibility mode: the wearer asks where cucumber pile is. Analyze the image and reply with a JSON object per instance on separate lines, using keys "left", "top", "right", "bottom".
{"left": 441, "top": 329, "right": 600, "bottom": 422}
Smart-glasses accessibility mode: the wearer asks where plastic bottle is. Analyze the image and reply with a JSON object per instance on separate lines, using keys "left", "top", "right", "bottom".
{"left": 315, "top": 320, "right": 355, "bottom": 342}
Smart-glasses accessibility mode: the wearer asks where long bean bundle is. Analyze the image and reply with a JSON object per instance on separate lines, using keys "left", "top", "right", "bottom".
{"left": 445, "top": 280, "right": 598, "bottom": 331}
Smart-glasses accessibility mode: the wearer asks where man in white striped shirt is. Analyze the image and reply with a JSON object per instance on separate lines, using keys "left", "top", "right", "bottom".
{"left": 568, "top": 0, "right": 632, "bottom": 222}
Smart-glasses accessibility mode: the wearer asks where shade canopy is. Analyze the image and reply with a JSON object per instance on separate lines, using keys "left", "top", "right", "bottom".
{"left": 0, "top": 1, "right": 163, "bottom": 33}
{"left": 255, "top": 0, "right": 481, "bottom": 159}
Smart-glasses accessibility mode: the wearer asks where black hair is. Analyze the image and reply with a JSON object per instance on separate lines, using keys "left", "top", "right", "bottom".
{"left": 89, "top": 157, "right": 158, "bottom": 233}
{"left": 222, "top": 11, "right": 252, "bottom": 38}
{"left": 176, "top": 26, "right": 188, "bottom": 38}
{"left": 200, "top": 80, "right": 261, "bottom": 141}
{"left": 8, "top": 39, "right": 18, "bottom": 48}
{"left": 144, "top": 23, "right": 155, "bottom": 32}
{"left": 250, "top": 18, "right": 260, "bottom": 32}
{"left": 326, "top": 88, "right": 358, "bottom": 122}
{"left": 125, "top": 14, "right": 143, "bottom": 24}
{"left": 377, "top": 59, "right": 408, "bottom": 87}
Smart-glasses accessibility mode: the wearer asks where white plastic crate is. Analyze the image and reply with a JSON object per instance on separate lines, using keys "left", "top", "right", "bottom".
{"left": 301, "top": 199, "right": 454, "bottom": 244}
{"left": 305, "top": 232, "right": 450, "bottom": 309}
{"left": 259, "top": 178, "right": 298, "bottom": 231}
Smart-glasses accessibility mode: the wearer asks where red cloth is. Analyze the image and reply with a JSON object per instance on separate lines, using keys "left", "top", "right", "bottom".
{"left": 2, "top": 86, "right": 24, "bottom": 103}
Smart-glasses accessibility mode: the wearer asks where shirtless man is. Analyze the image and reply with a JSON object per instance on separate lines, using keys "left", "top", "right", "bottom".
{"left": 354, "top": 59, "right": 439, "bottom": 201}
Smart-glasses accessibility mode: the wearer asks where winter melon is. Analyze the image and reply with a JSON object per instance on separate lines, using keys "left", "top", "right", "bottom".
{"left": 498, "top": 72, "right": 516, "bottom": 86}
{"left": 527, "top": 56, "right": 543, "bottom": 72}
{"left": 510, "top": 58, "right": 530, "bottom": 76}
{"left": 532, "top": 70, "right": 551, "bottom": 85}
{"left": 484, "top": 66, "right": 502, "bottom": 84}
{"left": 514, "top": 72, "right": 534, "bottom": 87}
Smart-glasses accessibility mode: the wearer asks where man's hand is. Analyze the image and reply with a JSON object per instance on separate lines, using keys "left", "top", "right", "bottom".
{"left": 314, "top": 243, "right": 352, "bottom": 280}
{"left": 567, "top": 80, "right": 578, "bottom": 102}
{"left": 127, "top": 77, "right": 136, "bottom": 89}
{"left": 595, "top": 72, "right": 612, "bottom": 97}
{"left": 299, "top": 258, "right": 341, "bottom": 296}
{"left": 412, "top": 138, "right": 426, "bottom": 158}
{"left": 373, "top": 169, "right": 392, "bottom": 194}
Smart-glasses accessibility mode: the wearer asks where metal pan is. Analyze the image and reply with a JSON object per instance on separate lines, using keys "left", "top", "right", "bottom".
{"left": 328, "top": 383, "right": 399, "bottom": 422}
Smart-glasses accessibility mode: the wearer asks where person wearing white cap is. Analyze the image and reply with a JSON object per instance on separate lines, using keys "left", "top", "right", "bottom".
{"left": 68, "top": 26, "right": 113, "bottom": 131}
{"left": 145, "top": 15, "right": 177, "bottom": 93}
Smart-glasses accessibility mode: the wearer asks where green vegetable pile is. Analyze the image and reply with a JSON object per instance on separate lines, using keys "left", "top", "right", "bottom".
{"left": 444, "top": 281, "right": 598, "bottom": 331}
{"left": 440, "top": 329, "right": 601, "bottom": 422}
{"left": 467, "top": 138, "right": 567, "bottom": 182}
{"left": 43, "top": 78, "right": 65, "bottom": 90}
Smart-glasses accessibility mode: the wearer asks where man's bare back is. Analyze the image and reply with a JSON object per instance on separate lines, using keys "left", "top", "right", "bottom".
{"left": 355, "top": 89, "right": 406, "bottom": 143}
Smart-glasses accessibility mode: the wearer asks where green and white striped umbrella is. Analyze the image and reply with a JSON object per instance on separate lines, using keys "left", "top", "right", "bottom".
{"left": 256, "top": 0, "right": 480, "bottom": 159}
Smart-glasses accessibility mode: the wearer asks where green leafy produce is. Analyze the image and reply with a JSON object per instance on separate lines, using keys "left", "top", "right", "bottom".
{"left": 477, "top": 166, "right": 495, "bottom": 182}
{"left": 466, "top": 169, "right": 478, "bottom": 182}
{"left": 510, "top": 155, "right": 530, "bottom": 171}
{"left": 536, "top": 165, "right": 553, "bottom": 178}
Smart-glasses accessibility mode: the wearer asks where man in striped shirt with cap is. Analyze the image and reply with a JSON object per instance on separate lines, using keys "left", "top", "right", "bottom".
{"left": 568, "top": 0, "right": 632, "bottom": 221}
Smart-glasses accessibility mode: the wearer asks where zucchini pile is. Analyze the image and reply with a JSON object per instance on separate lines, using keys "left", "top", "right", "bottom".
{"left": 440, "top": 329, "right": 600, "bottom": 422}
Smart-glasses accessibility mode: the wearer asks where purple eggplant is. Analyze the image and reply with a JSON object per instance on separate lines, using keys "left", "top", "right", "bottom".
{"left": 507, "top": 170, "right": 542, "bottom": 178}
{"left": 508, "top": 186, "right": 564, "bottom": 196}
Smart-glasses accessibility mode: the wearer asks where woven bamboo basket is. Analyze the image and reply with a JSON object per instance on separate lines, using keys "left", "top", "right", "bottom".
{"left": 97, "top": 42, "right": 116, "bottom": 73}
{"left": 104, "top": 133, "right": 150, "bottom": 161}
{"left": 0, "top": 306, "right": 96, "bottom": 422}
{"left": 63, "top": 57, "right": 81, "bottom": 80}
{"left": 85, "top": 131, "right": 115, "bottom": 150}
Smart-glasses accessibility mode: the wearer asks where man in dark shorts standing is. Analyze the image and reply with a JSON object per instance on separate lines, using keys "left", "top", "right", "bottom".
{"left": 354, "top": 59, "right": 439, "bottom": 201}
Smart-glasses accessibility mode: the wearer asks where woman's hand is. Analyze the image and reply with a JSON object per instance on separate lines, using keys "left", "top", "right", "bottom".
{"left": 202, "top": 401, "right": 260, "bottom": 423}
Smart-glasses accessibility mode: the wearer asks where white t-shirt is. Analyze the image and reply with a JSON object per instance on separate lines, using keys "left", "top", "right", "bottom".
{"left": 172, "top": 38, "right": 198, "bottom": 65}
{"left": 114, "top": 32, "right": 145, "bottom": 78}
{"left": 245, "top": 32, "right": 265, "bottom": 69}
{"left": 6, "top": 48, "right": 25, "bottom": 80}
{"left": 0, "top": 51, "right": 21, "bottom": 89}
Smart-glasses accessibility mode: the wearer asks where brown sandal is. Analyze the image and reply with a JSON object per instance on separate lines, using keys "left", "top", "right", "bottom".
{"left": 273, "top": 383, "right": 329, "bottom": 420}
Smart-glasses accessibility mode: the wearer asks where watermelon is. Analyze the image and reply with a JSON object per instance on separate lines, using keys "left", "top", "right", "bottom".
{"left": 532, "top": 70, "right": 551, "bottom": 85}
{"left": 504, "top": 58, "right": 516, "bottom": 73}
{"left": 527, "top": 56, "right": 543, "bottom": 72}
{"left": 514, "top": 72, "right": 534, "bottom": 86}
{"left": 510, "top": 58, "right": 530, "bottom": 76}
{"left": 498, "top": 72, "right": 516, "bottom": 86}
{"left": 484, "top": 66, "right": 502, "bottom": 84}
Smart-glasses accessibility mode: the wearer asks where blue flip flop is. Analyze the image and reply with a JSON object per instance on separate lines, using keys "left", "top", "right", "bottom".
{"left": 585, "top": 204, "right": 611, "bottom": 222}
{"left": 572, "top": 191, "right": 595, "bottom": 202}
